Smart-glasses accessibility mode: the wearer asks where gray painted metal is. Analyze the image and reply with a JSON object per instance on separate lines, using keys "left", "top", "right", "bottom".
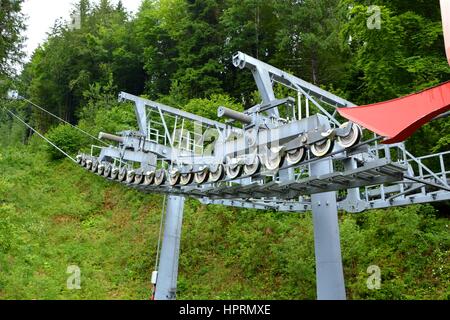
{"left": 75, "top": 52, "right": 450, "bottom": 302}
{"left": 119, "top": 92, "right": 228, "bottom": 130}
{"left": 218, "top": 106, "right": 252, "bottom": 124}
{"left": 98, "top": 132, "right": 125, "bottom": 143}
{"left": 310, "top": 158, "right": 346, "bottom": 300}
{"left": 232, "top": 51, "right": 355, "bottom": 108}
{"left": 154, "top": 195, "right": 185, "bottom": 300}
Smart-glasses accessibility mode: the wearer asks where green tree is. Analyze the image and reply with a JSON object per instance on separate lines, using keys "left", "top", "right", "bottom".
{"left": 220, "top": 0, "right": 280, "bottom": 105}
{"left": 134, "top": 0, "right": 179, "bottom": 99}
{"left": 21, "top": 0, "right": 143, "bottom": 129}
{"left": 0, "top": 0, "right": 25, "bottom": 77}
{"left": 169, "top": 0, "right": 226, "bottom": 99}
{"left": 341, "top": 1, "right": 450, "bottom": 156}
{"left": 341, "top": 1, "right": 450, "bottom": 104}
{"left": 274, "top": 0, "right": 350, "bottom": 86}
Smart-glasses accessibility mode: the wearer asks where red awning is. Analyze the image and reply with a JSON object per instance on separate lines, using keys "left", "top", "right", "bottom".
{"left": 338, "top": 82, "right": 450, "bottom": 144}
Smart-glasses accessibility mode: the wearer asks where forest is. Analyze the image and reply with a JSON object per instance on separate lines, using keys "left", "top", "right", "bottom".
{"left": 0, "top": 0, "right": 449, "bottom": 299}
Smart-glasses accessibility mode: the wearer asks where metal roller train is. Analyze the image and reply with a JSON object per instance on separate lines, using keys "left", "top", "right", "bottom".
{"left": 76, "top": 51, "right": 369, "bottom": 197}
{"left": 76, "top": 118, "right": 363, "bottom": 189}
{"left": 74, "top": 51, "right": 449, "bottom": 207}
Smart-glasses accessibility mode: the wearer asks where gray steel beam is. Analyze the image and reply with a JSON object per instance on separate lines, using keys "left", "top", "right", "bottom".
{"left": 251, "top": 66, "right": 280, "bottom": 118}
{"left": 135, "top": 100, "right": 148, "bottom": 136}
{"left": 233, "top": 51, "right": 355, "bottom": 108}
{"left": 218, "top": 106, "right": 252, "bottom": 124}
{"left": 310, "top": 158, "right": 346, "bottom": 300}
{"left": 119, "top": 92, "right": 228, "bottom": 129}
{"left": 339, "top": 158, "right": 369, "bottom": 213}
{"left": 154, "top": 195, "right": 185, "bottom": 300}
{"left": 366, "top": 191, "right": 450, "bottom": 210}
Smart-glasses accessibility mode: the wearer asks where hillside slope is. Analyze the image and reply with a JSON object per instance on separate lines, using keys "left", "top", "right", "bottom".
{"left": 0, "top": 141, "right": 449, "bottom": 300}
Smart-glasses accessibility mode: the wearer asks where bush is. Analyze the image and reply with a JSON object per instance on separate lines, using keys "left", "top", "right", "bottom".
{"left": 45, "top": 124, "right": 87, "bottom": 160}
{"left": 182, "top": 94, "right": 243, "bottom": 122}
{"left": 0, "top": 203, "right": 16, "bottom": 253}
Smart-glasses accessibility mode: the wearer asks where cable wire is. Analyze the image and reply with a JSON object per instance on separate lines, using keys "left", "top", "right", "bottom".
{"left": 2, "top": 107, "right": 77, "bottom": 163}
{"left": 20, "top": 96, "right": 108, "bottom": 146}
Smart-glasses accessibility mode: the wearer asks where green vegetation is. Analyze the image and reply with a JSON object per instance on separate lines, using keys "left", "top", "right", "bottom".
{"left": 0, "top": 0, "right": 449, "bottom": 300}
{"left": 45, "top": 125, "right": 89, "bottom": 160}
{"left": 0, "top": 0, "right": 25, "bottom": 78}
{"left": 0, "top": 142, "right": 448, "bottom": 299}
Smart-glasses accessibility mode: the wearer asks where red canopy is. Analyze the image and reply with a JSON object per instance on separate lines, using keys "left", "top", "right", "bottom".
{"left": 338, "top": 82, "right": 450, "bottom": 144}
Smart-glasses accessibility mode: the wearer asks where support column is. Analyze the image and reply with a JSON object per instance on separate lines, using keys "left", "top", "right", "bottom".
{"left": 154, "top": 195, "right": 185, "bottom": 300}
{"left": 310, "top": 158, "right": 346, "bottom": 300}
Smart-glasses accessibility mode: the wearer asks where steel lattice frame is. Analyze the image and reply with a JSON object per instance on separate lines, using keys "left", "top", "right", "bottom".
{"left": 75, "top": 52, "right": 450, "bottom": 300}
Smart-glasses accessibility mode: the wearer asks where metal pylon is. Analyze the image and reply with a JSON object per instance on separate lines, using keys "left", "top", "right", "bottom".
{"left": 155, "top": 159, "right": 347, "bottom": 300}
{"left": 65, "top": 51, "right": 450, "bottom": 300}
{"left": 310, "top": 158, "right": 346, "bottom": 300}
{"left": 154, "top": 195, "right": 185, "bottom": 300}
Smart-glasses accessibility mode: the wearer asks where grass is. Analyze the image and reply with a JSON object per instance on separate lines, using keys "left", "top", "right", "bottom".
{"left": 0, "top": 141, "right": 449, "bottom": 300}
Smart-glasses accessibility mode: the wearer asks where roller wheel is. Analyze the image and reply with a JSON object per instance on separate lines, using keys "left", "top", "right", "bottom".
{"left": 91, "top": 161, "right": 99, "bottom": 173}
{"left": 209, "top": 164, "right": 225, "bottom": 183}
{"left": 103, "top": 165, "right": 112, "bottom": 178}
{"left": 81, "top": 158, "right": 86, "bottom": 167}
{"left": 226, "top": 164, "right": 243, "bottom": 180}
{"left": 244, "top": 156, "right": 261, "bottom": 176}
{"left": 169, "top": 170, "right": 181, "bottom": 186}
{"left": 154, "top": 169, "right": 166, "bottom": 186}
{"left": 180, "top": 173, "right": 194, "bottom": 186}
{"left": 194, "top": 168, "right": 209, "bottom": 184}
{"left": 311, "top": 139, "right": 334, "bottom": 157}
{"left": 97, "top": 164, "right": 105, "bottom": 176}
{"left": 118, "top": 168, "right": 127, "bottom": 182}
{"left": 126, "top": 170, "right": 135, "bottom": 184}
{"left": 76, "top": 155, "right": 83, "bottom": 164}
{"left": 286, "top": 147, "right": 306, "bottom": 166}
{"left": 134, "top": 173, "right": 144, "bottom": 185}
{"left": 85, "top": 160, "right": 93, "bottom": 170}
{"left": 264, "top": 152, "right": 283, "bottom": 171}
{"left": 337, "top": 123, "right": 362, "bottom": 149}
{"left": 142, "top": 171, "right": 155, "bottom": 186}
{"left": 111, "top": 168, "right": 120, "bottom": 180}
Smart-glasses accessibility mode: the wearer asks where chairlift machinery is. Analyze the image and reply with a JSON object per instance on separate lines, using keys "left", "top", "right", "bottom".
{"left": 73, "top": 52, "right": 450, "bottom": 300}
{"left": 5, "top": 2, "right": 450, "bottom": 300}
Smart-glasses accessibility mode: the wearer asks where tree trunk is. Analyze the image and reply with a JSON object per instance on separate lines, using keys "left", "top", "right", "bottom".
{"left": 311, "top": 50, "right": 319, "bottom": 85}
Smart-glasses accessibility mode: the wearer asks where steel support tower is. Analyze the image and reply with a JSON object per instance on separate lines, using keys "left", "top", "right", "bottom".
{"left": 72, "top": 52, "right": 449, "bottom": 300}
{"left": 154, "top": 195, "right": 185, "bottom": 300}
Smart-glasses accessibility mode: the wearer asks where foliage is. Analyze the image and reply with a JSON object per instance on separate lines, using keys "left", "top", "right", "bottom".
{"left": 0, "top": 143, "right": 449, "bottom": 299}
{"left": 182, "top": 94, "right": 243, "bottom": 121}
{"left": 341, "top": 1, "right": 450, "bottom": 104}
{"left": 1, "top": 0, "right": 449, "bottom": 300}
{"left": 45, "top": 124, "right": 88, "bottom": 160}
{"left": 273, "top": 0, "right": 350, "bottom": 86}
{"left": 0, "top": 0, "right": 25, "bottom": 77}
{"left": 21, "top": 0, "right": 143, "bottom": 127}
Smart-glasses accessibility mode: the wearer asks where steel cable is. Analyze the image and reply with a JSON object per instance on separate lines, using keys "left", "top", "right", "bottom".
{"left": 20, "top": 96, "right": 108, "bottom": 146}
{"left": 1, "top": 106, "right": 78, "bottom": 163}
